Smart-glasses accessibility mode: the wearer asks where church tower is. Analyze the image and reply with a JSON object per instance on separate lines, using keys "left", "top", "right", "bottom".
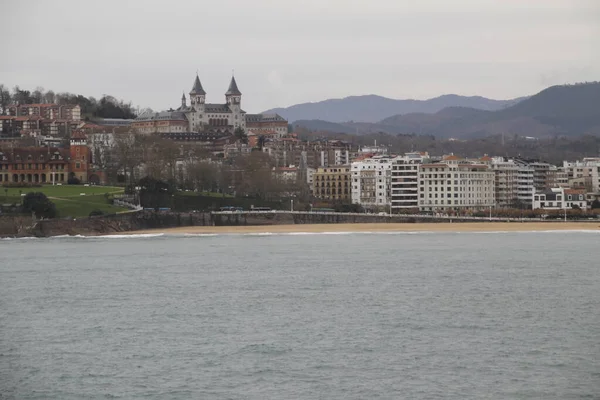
{"left": 225, "top": 75, "right": 244, "bottom": 131}
{"left": 69, "top": 130, "right": 90, "bottom": 183}
{"left": 181, "top": 92, "right": 186, "bottom": 108}
{"left": 189, "top": 74, "right": 206, "bottom": 110}
{"left": 188, "top": 74, "right": 206, "bottom": 132}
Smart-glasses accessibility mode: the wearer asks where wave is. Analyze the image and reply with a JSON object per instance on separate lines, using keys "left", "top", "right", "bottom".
{"left": 92, "top": 233, "right": 165, "bottom": 239}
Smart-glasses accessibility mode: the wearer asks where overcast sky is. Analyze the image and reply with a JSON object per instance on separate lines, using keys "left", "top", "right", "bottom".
{"left": 1, "top": 0, "right": 598, "bottom": 113}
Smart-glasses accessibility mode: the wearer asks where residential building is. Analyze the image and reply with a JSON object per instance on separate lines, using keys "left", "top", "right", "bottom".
{"left": 418, "top": 160, "right": 495, "bottom": 212}
{"left": 6, "top": 104, "right": 81, "bottom": 121}
{"left": 491, "top": 157, "right": 535, "bottom": 208}
{"left": 532, "top": 187, "right": 587, "bottom": 210}
{"left": 562, "top": 158, "right": 600, "bottom": 193}
{"left": 351, "top": 155, "right": 394, "bottom": 210}
{"left": 312, "top": 165, "right": 351, "bottom": 202}
{"left": 390, "top": 152, "right": 428, "bottom": 212}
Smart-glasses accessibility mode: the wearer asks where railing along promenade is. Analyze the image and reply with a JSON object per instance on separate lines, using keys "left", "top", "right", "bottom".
{"left": 210, "top": 210, "right": 574, "bottom": 223}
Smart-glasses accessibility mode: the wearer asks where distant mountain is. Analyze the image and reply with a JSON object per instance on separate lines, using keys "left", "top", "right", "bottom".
{"left": 378, "top": 82, "right": 600, "bottom": 139}
{"left": 264, "top": 94, "right": 525, "bottom": 123}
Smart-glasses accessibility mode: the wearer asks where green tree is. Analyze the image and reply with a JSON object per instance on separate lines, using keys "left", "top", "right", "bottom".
{"left": 234, "top": 127, "right": 248, "bottom": 144}
{"left": 591, "top": 199, "right": 600, "bottom": 209}
{"left": 22, "top": 192, "right": 57, "bottom": 219}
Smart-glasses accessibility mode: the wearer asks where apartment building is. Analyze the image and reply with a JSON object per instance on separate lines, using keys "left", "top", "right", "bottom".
{"left": 533, "top": 188, "right": 587, "bottom": 210}
{"left": 390, "top": 152, "right": 428, "bottom": 212}
{"left": 6, "top": 104, "right": 81, "bottom": 121}
{"left": 562, "top": 158, "right": 600, "bottom": 193}
{"left": 418, "top": 161, "right": 495, "bottom": 212}
{"left": 491, "top": 157, "right": 535, "bottom": 208}
{"left": 312, "top": 165, "right": 351, "bottom": 202}
{"left": 351, "top": 155, "right": 394, "bottom": 210}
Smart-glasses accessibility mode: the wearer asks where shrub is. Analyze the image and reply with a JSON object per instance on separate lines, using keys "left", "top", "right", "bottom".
{"left": 67, "top": 176, "right": 81, "bottom": 185}
{"left": 89, "top": 209, "right": 105, "bottom": 217}
{"left": 22, "top": 192, "right": 57, "bottom": 219}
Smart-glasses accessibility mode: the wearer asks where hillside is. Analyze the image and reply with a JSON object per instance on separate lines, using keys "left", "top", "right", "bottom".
{"left": 265, "top": 94, "right": 523, "bottom": 123}
{"left": 376, "top": 82, "right": 600, "bottom": 139}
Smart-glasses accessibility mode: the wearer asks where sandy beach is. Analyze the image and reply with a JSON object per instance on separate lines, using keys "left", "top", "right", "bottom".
{"left": 127, "top": 221, "right": 600, "bottom": 235}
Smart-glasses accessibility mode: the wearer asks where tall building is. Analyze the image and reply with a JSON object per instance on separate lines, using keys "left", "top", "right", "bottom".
{"left": 418, "top": 160, "right": 495, "bottom": 212}
{"left": 390, "top": 152, "right": 428, "bottom": 212}
{"left": 490, "top": 157, "right": 535, "bottom": 208}
{"left": 68, "top": 130, "right": 91, "bottom": 183}
{"left": 351, "top": 155, "right": 394, "bottom": 210}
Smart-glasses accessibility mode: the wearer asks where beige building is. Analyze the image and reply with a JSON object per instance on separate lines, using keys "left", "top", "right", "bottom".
{"left": 312, "top": 165, "right": 351, "bottom": 202}
{"left": 418, "top": 160, "right": 495, "bottom": 212}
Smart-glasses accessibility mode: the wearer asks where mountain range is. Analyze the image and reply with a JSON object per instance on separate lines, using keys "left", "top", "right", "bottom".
{"left": 263, "top": 94, "right": 525, "bottom": 124}
{"left": 276, "top": 82, "right": 600, "bottom": 139}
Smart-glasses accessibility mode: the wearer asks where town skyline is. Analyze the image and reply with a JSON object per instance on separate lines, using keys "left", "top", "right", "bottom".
{"left": 2, "top": 0, "right": 598, "bottom": 113}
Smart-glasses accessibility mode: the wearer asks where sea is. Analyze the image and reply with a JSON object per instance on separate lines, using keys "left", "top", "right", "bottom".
{"left": 1, "top": 230, "right": 599, "bottom": 399}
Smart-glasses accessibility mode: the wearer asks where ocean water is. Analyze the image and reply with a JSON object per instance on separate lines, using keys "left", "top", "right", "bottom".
{"left": 1, "top": 231, "right": 599, "bottom": 399}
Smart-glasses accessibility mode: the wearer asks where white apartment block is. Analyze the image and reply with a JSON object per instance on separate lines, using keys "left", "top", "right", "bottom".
{"left": 491, "top": 157, "right": 535, "bottom": 208}
{"left": 418, "top": 161, "right": 495, "bottom": 212}
{"left": 351, "top": 155, "right": 394, "bottom": 209}
{"left": 390, "top": 152, "right": 428, "bottom": 211}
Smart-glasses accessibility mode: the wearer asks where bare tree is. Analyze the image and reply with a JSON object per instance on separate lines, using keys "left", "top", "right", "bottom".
{"left": 0, "top": 84, "right": 11, "bottom": 114}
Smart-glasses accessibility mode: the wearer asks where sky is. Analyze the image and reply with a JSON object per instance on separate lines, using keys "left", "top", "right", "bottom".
{"left": 1, "top": 0, "right": 598, "bottom": 113}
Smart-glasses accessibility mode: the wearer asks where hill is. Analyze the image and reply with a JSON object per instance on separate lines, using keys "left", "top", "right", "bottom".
{"left": 376, "top": 82, "right": 600, "bottom": 139}
{"left": 265, "top": 94, "right": 523, "bottom": 123}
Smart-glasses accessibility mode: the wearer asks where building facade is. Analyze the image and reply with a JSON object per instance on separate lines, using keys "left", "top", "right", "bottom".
{"left": 532, "top": 187, "right": 587, "bottom": 210}
{"left": 418, "top": 161, "right": 495, "bottom": 212}
{"left": 390, "top": 152, "right": 428, "bottom": 212}
{"left": 351, "top": 155, "right": 394, "bottom": 210}
{"left": 312, "top": 165, "right": 351, "bottom": 202}
{"left": 131, "top": 111, "right": 189, "bottom": 134}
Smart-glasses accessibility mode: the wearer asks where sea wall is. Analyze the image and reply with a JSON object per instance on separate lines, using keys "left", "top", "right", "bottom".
{"left": 0, "top": 211, "right": 214, "bottom": 238}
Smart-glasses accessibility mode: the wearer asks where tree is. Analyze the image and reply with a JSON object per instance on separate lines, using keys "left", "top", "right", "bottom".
{"left": 0, "top": 84, "right": 11, "bottom": 114}
{"left": 22, "top": 192, "right": 57, "bottom": 219}
{"left": 592, "top": 199, "right": 600, "bottom": 209}
{"left": 234, "top": 127, "right": 248, "bottom": 144}
{"left": 12, "top": 86, "right": 34, "bottom": 104}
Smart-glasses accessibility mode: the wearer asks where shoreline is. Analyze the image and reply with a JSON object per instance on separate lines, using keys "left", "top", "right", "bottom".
{"left": 126, "top": 222, "right": 600, "bottom": 235}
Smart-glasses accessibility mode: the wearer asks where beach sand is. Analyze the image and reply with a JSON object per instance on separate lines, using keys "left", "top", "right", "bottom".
{"left": 127, "top": 222, "right": 600, "bottom": 235}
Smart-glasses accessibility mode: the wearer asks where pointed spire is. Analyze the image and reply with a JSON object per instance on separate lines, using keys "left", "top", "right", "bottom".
{"left": 190, "top": 74, "right": 206, "bottom": 95}
{"left": 181, "top": 92, "right": 186, "bottom": 107}
{"left": 225, "top": 75, "right": 241, "bottom": 96}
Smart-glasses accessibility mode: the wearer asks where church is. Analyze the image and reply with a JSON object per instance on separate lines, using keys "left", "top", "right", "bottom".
{"left": 132, "top": 74, "right": 288, "bottom": 137}
{"left": 179, "top": 75, "right": 246, "bottom": 133}
{"left": 132, "top": 75, "right": 246, "bottom": 135}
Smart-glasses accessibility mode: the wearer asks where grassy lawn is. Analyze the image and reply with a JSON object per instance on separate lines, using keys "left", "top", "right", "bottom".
{"left": 1, "top": 185, "right": 128, "bottom": 218}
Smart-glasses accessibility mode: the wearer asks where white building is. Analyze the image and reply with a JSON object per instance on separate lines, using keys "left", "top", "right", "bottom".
{"left": 351, "top": 155, "right": 394, "bottom": 210}
{"left": 533, "top": 188, "right": 587, "bottom": 210}
{"left": 390, "top": 152, "right": 428, "bottom": 212}
{"left": 418, "top": 160, "right": 495, "bottom": 212}
{"left": 181, "top": 75, "right": 246, "bottom": 133}
{"left": 491, "top": 157, "right": 535, "bottom": 208}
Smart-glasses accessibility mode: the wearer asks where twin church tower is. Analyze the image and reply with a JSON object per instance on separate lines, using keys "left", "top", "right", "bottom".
{"left": 178, "top": 74, "right": 246, "bottom": 133}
